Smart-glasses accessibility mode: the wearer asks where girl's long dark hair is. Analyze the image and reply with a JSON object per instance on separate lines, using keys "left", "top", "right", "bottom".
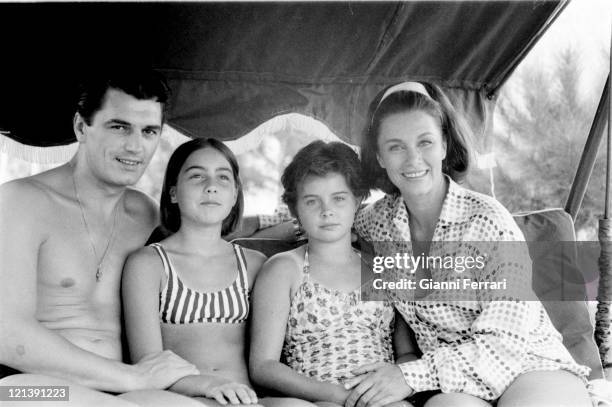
{"left": 160, "top": 138, "right": 244, "bottom": 236}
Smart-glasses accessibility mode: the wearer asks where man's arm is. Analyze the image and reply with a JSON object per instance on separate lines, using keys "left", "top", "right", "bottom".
{"left": 223, "top": 216, "right": 262, "bottom": 241}
{"left": 226, "top": 204, "right": 304, "bottom": 241}
{"left": 0, "top": 181, "right": 197, "bottom": 392}
{"left": 225, "top": 216, "right": 303, "bottom": 242}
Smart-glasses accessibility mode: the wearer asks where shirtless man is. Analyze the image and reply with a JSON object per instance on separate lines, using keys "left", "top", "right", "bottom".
{"left": 0, "top": 71, "right": 203, "bottom": 406}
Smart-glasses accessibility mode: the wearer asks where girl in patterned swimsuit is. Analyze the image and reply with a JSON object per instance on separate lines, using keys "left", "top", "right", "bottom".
{"left": 341, "top": 82, "right": 591, "bottom": 407}
{"left": 249, "top": 141, "right": 412, "bottom": 407}
{"left": 122, "top": 139, "right": 314, "bottom": 407}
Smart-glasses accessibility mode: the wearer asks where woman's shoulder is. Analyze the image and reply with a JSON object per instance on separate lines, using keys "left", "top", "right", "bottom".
{"left": 451, "top": 182, "right": 523, "bottom": 240}
{"left": 355, "top": 194, "right": 399, "bottom": 235}
{"left": 362, "top": 193, "right": 398, "bottom": 213}
{"left": 463, "top": 188, "right": 513, "bottom": 220}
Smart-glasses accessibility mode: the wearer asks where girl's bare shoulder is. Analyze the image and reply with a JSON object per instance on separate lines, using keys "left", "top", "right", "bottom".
{"left": 258, "top": 247, "right": 305, "bottom": 283}
{"left": 123, "top": 245, "right": 165, "bottom": 281}
{"left": 240, "top": 247, "right": 267, "bottom": 284}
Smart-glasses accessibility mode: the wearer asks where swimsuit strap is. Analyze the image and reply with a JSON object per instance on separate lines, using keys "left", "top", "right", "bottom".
{"left": 303, "top": 245, "right": 311, "bottom": 281}
{"left": 150, "top": 243, "right": 172, "bottom": 280}
{"left": 153, "top": 242, "right": 250, "bottom": 325}
{"left": 303, "top": 245, "right": 362, "bottom": 283}
{"left": 150, "top": 243, "right": 178, "bottom": 323}
{"left": 232, "top": 243, "right": 250, "bottom": 291}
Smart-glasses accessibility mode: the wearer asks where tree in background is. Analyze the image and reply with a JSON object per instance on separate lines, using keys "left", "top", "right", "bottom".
{"left": 480, "top": 47, "right": 606, "bottom": 239}
{"left": 237, "top": 127, "right": 321, "bottom": 215}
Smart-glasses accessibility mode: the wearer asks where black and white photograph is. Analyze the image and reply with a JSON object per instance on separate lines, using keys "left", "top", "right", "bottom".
{"left": 1, "top": 1, "right": 611, "bottom": 406}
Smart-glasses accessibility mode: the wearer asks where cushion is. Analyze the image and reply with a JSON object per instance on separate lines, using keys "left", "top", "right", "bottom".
{"left": 513, "top": 208, "right": 603, "bottom": 379}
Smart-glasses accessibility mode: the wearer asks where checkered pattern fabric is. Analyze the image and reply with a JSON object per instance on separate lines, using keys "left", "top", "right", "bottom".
{"left": 355, "top": 177, "right": 590, "bottom": 400}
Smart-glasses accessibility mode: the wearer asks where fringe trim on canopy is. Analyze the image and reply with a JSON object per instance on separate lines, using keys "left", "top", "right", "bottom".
{"left": 0, "top": 116, "right": 344, "bottom": 165}
{"left": 162, "top": 125, "right": 191, "bottom": 148}
{"left": 220, "top": 113, "right": 350, "bottom": 155}
{"left": 0, "top": 133, "right": 77, "bottom": 164}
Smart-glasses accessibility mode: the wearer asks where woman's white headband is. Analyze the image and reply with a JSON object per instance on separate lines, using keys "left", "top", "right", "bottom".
{"left": 378, "top": 81, "right": 432, "bottom": 106}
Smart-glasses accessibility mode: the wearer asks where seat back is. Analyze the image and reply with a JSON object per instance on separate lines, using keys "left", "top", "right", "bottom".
{"left": 513, "top": 208, "right": 603, "bottom": 379}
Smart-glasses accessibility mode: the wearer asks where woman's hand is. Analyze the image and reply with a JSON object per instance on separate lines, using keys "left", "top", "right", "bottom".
{"left": 202, "top": 377, "right": 260, "bottom": 405}
{"left": 343, "top": 362, "right": 413, "bottom": 407}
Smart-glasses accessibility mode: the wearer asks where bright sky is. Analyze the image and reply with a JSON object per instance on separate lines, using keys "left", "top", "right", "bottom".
{"left": 520, "top": 0, "right": 611, "bottom": 96}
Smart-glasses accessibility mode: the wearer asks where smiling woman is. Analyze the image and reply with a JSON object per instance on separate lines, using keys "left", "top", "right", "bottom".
{"left": 350, "top": 81, "right": 592, "bottom": 407}
{"left": 376, "top": 110, "right": 447, "bottom": 209}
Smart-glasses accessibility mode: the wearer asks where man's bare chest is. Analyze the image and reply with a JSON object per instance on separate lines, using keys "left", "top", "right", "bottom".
{"left": 36, "top": 212, "right": 151, "bottom": 295}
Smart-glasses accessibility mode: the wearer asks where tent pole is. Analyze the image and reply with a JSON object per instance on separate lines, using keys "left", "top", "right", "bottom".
{"left": 594, "top": 24, "right": 612, "bottom": 378}
{"left": 565, "top": 77, "right": 609, "bottom": 220}
{"left": 607, "top": 31, "right": 612, "bottom": 219}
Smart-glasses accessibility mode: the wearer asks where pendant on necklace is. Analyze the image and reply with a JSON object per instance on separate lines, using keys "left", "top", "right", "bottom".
{"left": 72, "top": 170, "right": 120, "bottom": 285}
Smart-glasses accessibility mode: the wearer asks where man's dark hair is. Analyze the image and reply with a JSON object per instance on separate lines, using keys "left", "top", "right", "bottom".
{"left": 76, "top": 70, "right": 171, "bottom": 125}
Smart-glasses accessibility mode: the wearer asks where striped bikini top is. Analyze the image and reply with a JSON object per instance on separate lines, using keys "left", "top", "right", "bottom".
{"left": 150, "top": 243, "right": 250, "bottom": 324}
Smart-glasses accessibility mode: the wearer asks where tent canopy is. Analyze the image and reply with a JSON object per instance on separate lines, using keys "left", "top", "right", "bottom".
{"left": 0, "top": 1, "right": 566, "bottom": 148}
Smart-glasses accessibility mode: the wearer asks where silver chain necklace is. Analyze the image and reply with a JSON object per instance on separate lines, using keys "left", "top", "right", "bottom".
{"left": 71, "top": 171, "right": 122, "bottom": 282}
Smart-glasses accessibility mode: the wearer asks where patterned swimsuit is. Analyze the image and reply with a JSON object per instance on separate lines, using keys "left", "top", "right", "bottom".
{"left": 283, "top": 248, "right": 395, "bottom": 384}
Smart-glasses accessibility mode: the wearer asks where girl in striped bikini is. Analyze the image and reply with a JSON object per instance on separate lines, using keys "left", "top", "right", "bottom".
{"left": 122, "top": 138, "right": 315, "bottom": 407}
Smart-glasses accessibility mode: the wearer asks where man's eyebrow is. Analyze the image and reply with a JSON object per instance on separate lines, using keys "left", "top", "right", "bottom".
{"left": 105, "top": 119, "right": 131, "bottom": 126}
{"left": 104, "top": 119, "right": 161, "bottom": 130}
{"left": 143, "top": 124, "right": 162, "bottom": 131}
